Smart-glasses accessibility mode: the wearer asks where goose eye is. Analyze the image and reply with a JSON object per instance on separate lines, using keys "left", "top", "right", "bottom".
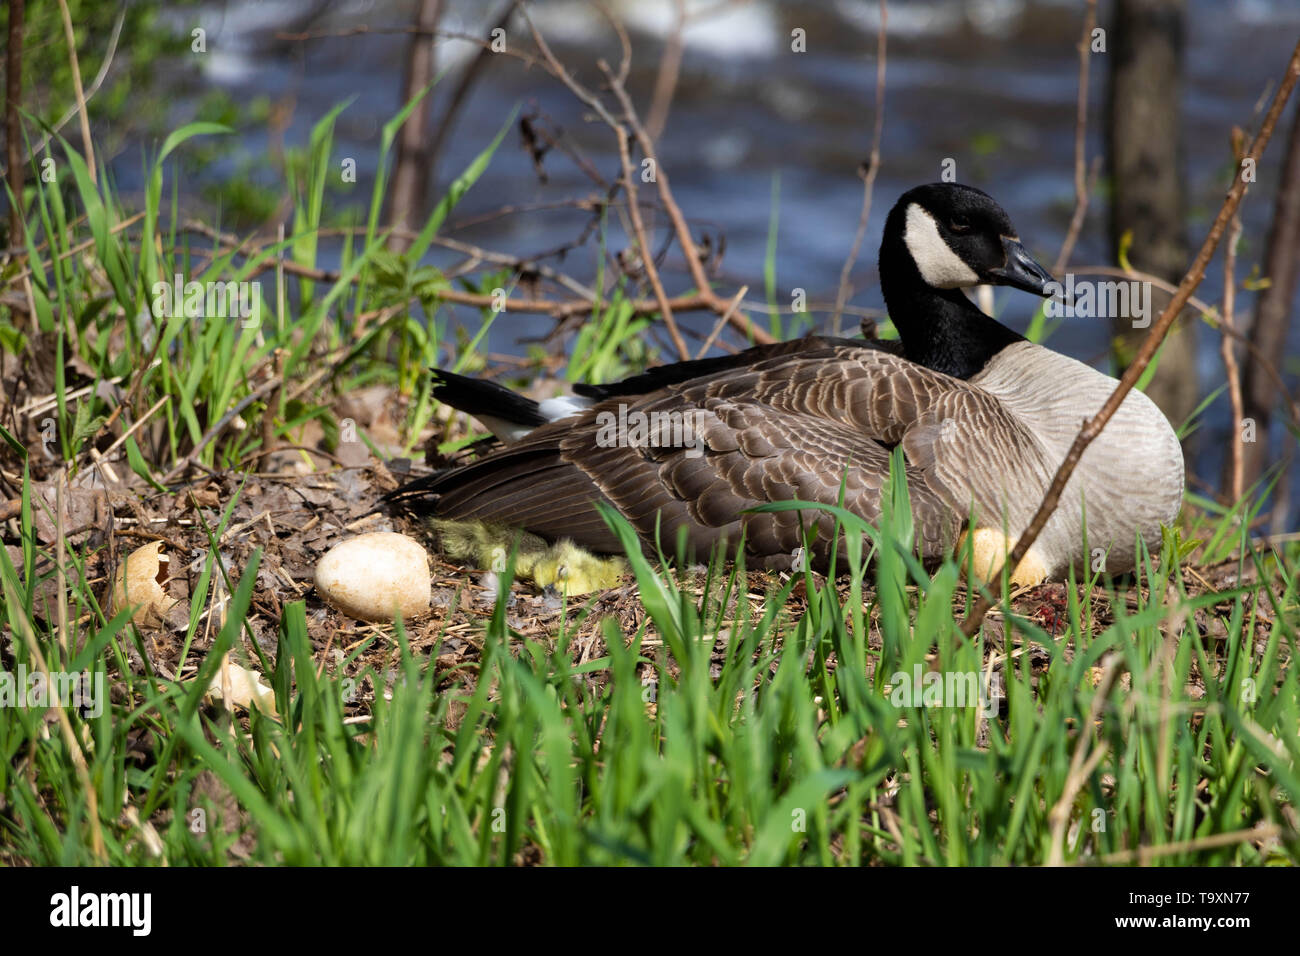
{"left": 948, "top": 217, "right": 971, "bottom": 233}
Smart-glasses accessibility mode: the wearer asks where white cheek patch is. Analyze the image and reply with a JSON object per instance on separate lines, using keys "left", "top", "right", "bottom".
{"left": 904, "top": 203, "right": 980, "bottom": 289}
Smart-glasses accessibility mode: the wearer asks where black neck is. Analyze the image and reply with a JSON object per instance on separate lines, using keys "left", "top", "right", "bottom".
{"left": 878, "top": 232, "right": 1024, "bottom": 380}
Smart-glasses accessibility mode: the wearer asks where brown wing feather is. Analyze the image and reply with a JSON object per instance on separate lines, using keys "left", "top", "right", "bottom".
{"left": 413, "top": 343, "right": 1050, "bottom": 569}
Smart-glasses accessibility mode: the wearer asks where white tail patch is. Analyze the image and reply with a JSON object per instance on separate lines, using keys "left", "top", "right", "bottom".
{"left": 538, "top": 395, "right": 593, "bottom": 421}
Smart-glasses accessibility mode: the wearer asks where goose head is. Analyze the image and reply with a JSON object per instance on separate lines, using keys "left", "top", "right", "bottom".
{"left": 878, "top": 183, "right": 1056, "bottom": 379}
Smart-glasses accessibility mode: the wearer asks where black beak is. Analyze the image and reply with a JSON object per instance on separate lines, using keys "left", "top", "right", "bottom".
{"left": 988, "top": 237, "right": 1056, "bottom": 297}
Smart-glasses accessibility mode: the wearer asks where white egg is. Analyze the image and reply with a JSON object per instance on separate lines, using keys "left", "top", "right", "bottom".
{"left": 315, "top": 532, "right": 431, "bottom": 623}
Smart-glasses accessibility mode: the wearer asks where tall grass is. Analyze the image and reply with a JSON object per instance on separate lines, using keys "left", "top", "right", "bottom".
{"left": 0, "top": 96, "right": 1296, "bottom": 866}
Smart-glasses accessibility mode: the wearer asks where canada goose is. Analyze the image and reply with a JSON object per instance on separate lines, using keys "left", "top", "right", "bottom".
{"left": 393, "top": 184, "right": 1184, "bottom": 586}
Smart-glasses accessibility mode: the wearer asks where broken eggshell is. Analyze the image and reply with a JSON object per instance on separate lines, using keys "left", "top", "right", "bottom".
{"left": 315, "top": 531, "right": 431, "bottom": 623}
{"left": 205, "top": 659, "right": 279, "bottom": 717}
{"left": 111, "top": 540, "right": 179, "bottom": 625}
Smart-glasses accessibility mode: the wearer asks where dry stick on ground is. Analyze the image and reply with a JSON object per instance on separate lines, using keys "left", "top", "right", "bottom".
{"left": 958, "top": 39, "right": 1300, "bottom": 640}
{"left": 161, "top": 375, "right": 283, "bottom": 485}
{"left": 831, "top": 0, "right": 887, "bottom": 335}
{"left": 1053, "top": 0, "right": 1098, "bottom": 275}
{"left": 160, "top": 356, "right": 350, "bottom": 484}
{"left": 1092, "top": 822, "right": 1282, "bottom": 866}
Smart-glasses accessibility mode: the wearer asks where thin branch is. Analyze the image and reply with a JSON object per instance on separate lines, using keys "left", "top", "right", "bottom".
{"left": 602, "top": 65, "right": 689, "bottom": 359}
{"left": 959, "top": 39, "right": 1300, "bottom": 639}
{"left": 1071, "top": 263, "right": 1300, "bottom": 430}
{"left": 423, "top": 1, "right": 520, "bottom": 183}
{"left": 1088, "top": 822, "right": 1283, "bottom": 866}
{"left": 1053, "top": 0, "right": 1098, "bottom": 275}
{"left": 1220, "top": 133, "right": 1246, "bottom": 502}
{"left": 520, "top": 5, "right": 771, "bottom": 345}
{"left": 646, "top": 0, "right": 688, "bottom": 141}
{"left": 598, "top": 60, "right": 772, "bottom": 344}
{"left": 696, "top": 285, "right": 748, "bottom": 360}
{"left": 6, "top": 0, "right": 25, "bottom": 245}
{"left": 56, "top": 0, "right": 95, "bottom": 182}
{"left": 2, "top": 4, "right": 126, "bottom": 178}
{"left": 386, "top": 0, "right": 442, "bottom": 253}
{"left": 831, "top": 0, "right": 887, "bottom": 334}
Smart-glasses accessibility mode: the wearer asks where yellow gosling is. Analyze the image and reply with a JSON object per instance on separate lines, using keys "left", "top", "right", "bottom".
{"left": 530, "top": 540, "right": 628, "bottom": 596}
{"left": 958, "top": 527, "right": 1050, "bottom": 589}
{"left": 430, "top": 520, "right": 625, "bottom": 595}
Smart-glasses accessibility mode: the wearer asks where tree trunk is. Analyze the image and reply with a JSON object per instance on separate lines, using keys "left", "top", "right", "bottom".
{"left": 1239, "top": 106, "right": 1300, "bottom": 495}
{"left": 6, "top": 0, "right": 25, "bottom": 247}
{"left": 1106, "top": 0, "right": 1198, "bottom": 431}
{"left": 386, "top": 0, "right": 442, "bottom": 253}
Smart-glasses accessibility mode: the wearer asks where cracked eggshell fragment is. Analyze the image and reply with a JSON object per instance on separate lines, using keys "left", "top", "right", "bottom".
{"left": 315, "top": 532, "right": 431, "bottom": 623}
{"left": 205, "top": 661, "right": 279, "bottom": 717}
{"left": 111, "top": 541, "right": 179, "bottom": 625}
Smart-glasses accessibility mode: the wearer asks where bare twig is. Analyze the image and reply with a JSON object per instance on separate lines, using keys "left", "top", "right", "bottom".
{"left": 602, "top": 68, "right": 690, "bottom": 359}
{"left": 6, "top": 0, "right": 25, "bottom": 245}
{"left": 1220, "top": 132, "right": 1246, "bottom": 502}
{"left": 387, "top": 0, "right": 442, "bottom": 253}
{"left": 1072, "top": 263, "right": 1300, "bottom": 431}
{"left": 2, "top": 4, "right": 125, "bottom": 178}
{"left": 162, "top": 375, "right": 283, "bottom": 484}
{"left": 959, "top": 39, "right": 1300, "bottom": 639}
{"left": 5, "top": 211, "right": 145, "bottom": 287}
{"left": 601, "top": 64, "right": 771, "bottom": 344}
{"left": 175, "top": 218, "right": 763, "bottom": 324}
{"left": 831, "top": 0, "right": 887, "bottom": 334}
{"left": 646, "top": 0, "right": 688, "bottom": 141}
{"left": 505, "top": 10, "right": 682, "bottom": 356}
{"left": 1053, "top": 0, "right": 1098, "bottom": 275}
{"left": 280, "top": 9, "right": 771, "bottom": 348}
{"left": 520, "top": 6, "right": 771, "bottom": 346}
{"left": 1088, "top": 822, "right": 1284, "bottom": 866}
{"left": 424, "top": 1, "right": 520, "bottom": 182}
{"left": 696, "top": 285, "right": 748, "bottom": 360}
{"left": 56, "top": 0, "right": 95, "bottom": 182}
